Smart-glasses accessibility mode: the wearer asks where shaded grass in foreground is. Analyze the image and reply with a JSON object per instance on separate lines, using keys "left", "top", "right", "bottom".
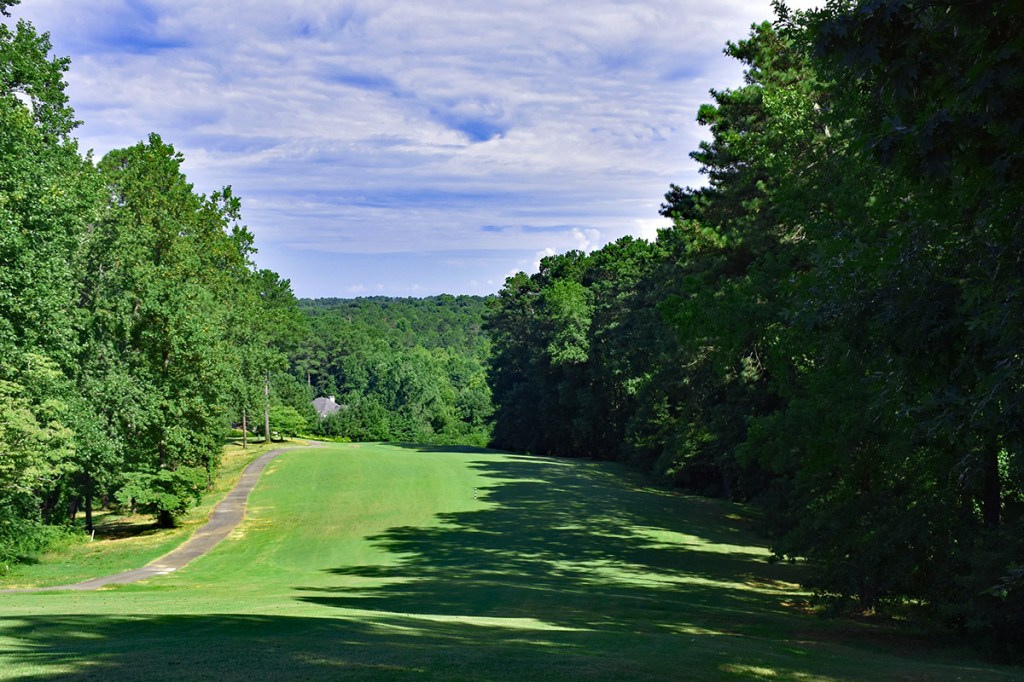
{"left": 1, "top": 443, "right": 1021, "bottom": 681}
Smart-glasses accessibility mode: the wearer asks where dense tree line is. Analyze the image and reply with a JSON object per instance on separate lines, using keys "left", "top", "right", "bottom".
{"left": 290, "top": 296, "right": 492, "bottom": 446}
{"left": 487, "top": 1, "right": 1024, "bottom": 651}
{"left": 0, "top": 4, "right": 301, "bottom": 563}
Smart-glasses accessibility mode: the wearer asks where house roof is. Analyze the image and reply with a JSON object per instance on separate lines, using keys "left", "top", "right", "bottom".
{"left": 312, "top": 396, "right": 342, "bottom": 418}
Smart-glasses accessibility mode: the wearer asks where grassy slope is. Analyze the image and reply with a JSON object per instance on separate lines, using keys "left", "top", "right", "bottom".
{"left": 0, "top": 443, "right": 1020, "bottom": 681}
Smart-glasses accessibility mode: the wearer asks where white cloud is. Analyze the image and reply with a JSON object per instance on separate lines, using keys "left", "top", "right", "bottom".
{"left": 12, "top": 0, "right": 799, "bottom": 296}
{"left": 532, "top": 247, "right": 557, "bottom": 274}
{"left": 572, "top": 228, "right": 602, "bottom": 253}
{"left": 632, "top": 217, "right": 672, "bottom": 243}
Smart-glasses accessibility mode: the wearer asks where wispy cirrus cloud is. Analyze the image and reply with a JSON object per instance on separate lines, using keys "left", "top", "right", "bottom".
{"left": 13, "top": 0, "right": 823, "bottom": 297}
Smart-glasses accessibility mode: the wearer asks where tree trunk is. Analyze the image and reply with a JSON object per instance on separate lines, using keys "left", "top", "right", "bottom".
{"left": 858, "top": 574, "right": 876, "bottom": 612}
{"left": 719, "top": 458, "right": 734, "bottom": 501}
{"left": 264, "top": 370, "right": 271, "bottom": 443}
{"left": 157, "top": 509, "right": 175, "bottom": 529}
{"left": 85, "top": 486, "right": 94, "bottom": 533}
{"left": 242, "top": 408, "right": 248, "bottom": 449}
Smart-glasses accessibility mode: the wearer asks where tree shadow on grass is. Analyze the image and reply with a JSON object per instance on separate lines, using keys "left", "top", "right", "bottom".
{"left": 2, "top": 609, "right": 1020, "bottom": 681}
{"left": 288, "top": 447, "right": 1006, "bottom": 679}
{"left": 301, "top": 447, "right": 802, "bottom": 630}
{"left": 89, "top": 515, "right": 161, "bottom": 540}
{"left": 0, "top": 609, "right": 915, "bottom": 682}
{"left": 3, "top": 447, "right": 1018, "bottom": 681}
{"left": 0, "top": 611, "right": 632, "bottom": 681}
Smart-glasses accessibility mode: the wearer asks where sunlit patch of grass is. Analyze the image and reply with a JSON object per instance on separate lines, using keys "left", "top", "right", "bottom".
{"left": 722, "top": 663, "right": 783, "bottom": 678}
{"left": 358, "top": 609, "right": 589, "bottom": 632}
{"left": 629, "top": 525, "right": 774, "bottom": 556}
{"left": 719, "top": 663, "right": 840, "bottom": 681}
{"left": 665, "top": 623, "right": 731, "bottom": 636}
{"left": 548, "top": 558, "right": 804, "bottom": 594}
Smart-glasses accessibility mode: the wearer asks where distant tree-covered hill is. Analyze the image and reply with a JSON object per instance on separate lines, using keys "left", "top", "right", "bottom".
{"left": 289, "top": 295, "right": 493, "bottom": 446}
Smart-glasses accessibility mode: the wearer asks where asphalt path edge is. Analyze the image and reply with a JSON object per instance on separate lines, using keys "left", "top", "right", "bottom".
{"left": 1, "top": 441, "right": 321, "bottom": 593}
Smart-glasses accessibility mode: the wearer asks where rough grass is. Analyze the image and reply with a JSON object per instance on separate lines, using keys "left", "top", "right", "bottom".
{"left": 0, "top": 439, "right": 287, "bottom": 589}
{"left": 0, "top": 443, "right": 1021, "bottom": 681}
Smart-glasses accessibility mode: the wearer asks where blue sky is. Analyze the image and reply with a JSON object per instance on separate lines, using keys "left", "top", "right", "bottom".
{"left": 13, "top": 0, "right": 819, "bottom": 299}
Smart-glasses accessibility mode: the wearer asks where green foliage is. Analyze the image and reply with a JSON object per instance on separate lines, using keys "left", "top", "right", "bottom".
{"left": 765, "top": 1, "right": 1024, "bottom": 649}
{"left": 0, "top": 13, "right": 76, "bottom": 138}
{"left": 0, "top": 14, "right": 96, "bottom": 549}
{"left": 488, "top": 241, "right": 664, "bottom": 459}
{"left": 115, "top": 467, "right": 206, "bottom": 527}
{"left": 0, "top": 354, "right": 76, "bottom": 563}
{"left": 0, "top": 520, "right": 77, "bottom": 569}
{"left": 294, "top": 296, "right": 493, "bottom": 445}
{"left": 488, "top": 1, "right": 1024, "bottom": 652}
{"left": 0, "top": 8, "right": 300, "bottom": 545}
{"left": 83, "top": 134, "right": 264, "bottom": 523}
{"left": 544, "top": 279, "right": 592, "bottom": 365}
{"left": 260, "top": 405, "right": 309, "bottom": 439}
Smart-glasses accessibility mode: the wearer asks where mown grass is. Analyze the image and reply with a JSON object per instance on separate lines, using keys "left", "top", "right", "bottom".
{"left": 0, "top": 442, "right": 1021, "bottom": 681}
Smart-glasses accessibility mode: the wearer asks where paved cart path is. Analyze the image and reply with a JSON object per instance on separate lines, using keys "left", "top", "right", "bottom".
{"left": 2, "top": 443, "right": 318, "bottom": 593}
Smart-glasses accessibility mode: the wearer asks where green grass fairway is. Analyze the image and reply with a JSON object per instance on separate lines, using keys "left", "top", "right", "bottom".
{"left": 1, "top": 443, "right": 1021, "bottom": 681}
